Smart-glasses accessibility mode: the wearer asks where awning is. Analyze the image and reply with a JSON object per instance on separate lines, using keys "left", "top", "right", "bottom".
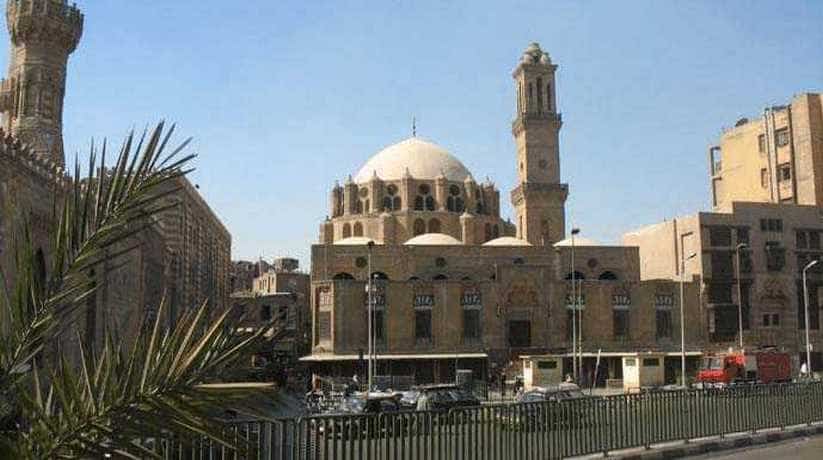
{"left": 521, "top": 351, "right": 704, "bottom": 359}
{"left": 299, "top": 352, "right": 488, "bottom": 362}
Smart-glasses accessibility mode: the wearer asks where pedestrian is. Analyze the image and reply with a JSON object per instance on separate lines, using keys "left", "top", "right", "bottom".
{"left": 801, "top": 362, "right": 809, "bottom": 380}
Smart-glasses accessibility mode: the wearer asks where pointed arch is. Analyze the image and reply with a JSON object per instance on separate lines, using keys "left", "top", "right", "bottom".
{"left": 353, "top": 222, "right": 363, "bottom": 237}
{"left": 413, "top": 218, "right": 426, "bottom": 236}
{"left": 342, "top": 223, "right": 352, "bottom": 238}
{"left": 428, "top": 218, "right": 441, "bottom": 234}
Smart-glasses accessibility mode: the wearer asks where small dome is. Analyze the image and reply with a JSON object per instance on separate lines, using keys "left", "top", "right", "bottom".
{"left": 404, "top": 233, "right": 462, "bottom": 246}
{"left": 334, "top": 237, "right": 379, "bottom": 245}
{"left": 354, "top": 137, "right": 472, "bottom": 183}
{"left": 553, "top": 236, "right": 601, "bottom": 247}
{"left": 483, "top": 237, "right": 532, "bottom": 247}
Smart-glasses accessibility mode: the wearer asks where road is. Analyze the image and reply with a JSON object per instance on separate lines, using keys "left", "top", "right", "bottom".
{"left": 689, "top": 435, "right": 823, "bottom": 459}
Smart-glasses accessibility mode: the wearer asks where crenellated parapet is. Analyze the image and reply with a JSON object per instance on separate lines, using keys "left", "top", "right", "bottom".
{"left": 6, "top": 0, "right": 83, "bottom": 52}
{"left": 0, "top": 126, "right": 67, "bottom": 186}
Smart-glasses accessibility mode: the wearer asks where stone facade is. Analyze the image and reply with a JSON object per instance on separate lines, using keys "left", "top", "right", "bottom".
{"left": 624, "top": 201, "right": 823, "bottom": 369}
{"left": 0, "top": 0, "right": 231, "bottom": 357}
{"left": 304, "top": 43, "right": 703, "bottom": 385}
{"left": 709, "top": 93, "right": 823, "bottom": 210}
{"left": 230, "top": 258, "right": 311, "bottom": 360}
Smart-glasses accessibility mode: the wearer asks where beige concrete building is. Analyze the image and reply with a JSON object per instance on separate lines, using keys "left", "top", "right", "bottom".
{"left": 709, "top": 93, "right": 823, "bottom": 210}
{"left": 624, "top": 202, "right": 823, "bottom": 370}
{"left": 231, "top": 258, "right": 311, "bottom": 360}
{"left": 0, "top": 1, "right": 231, "bottom": 357}
{"left": 304, "top": 43, "right": 703, "bottom": 386}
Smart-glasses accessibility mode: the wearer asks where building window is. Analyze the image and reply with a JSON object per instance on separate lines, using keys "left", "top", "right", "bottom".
{"left": 760, "top": 218, "right": 783, "bottom": 232}
{"left": 546, "top": 84, "right": 552, "bottom": 111}
{"left": 737, "top": 227, "right": 749, "bottom": 245}
{"left": 711, "top": 251, "right": 734, "bottom": 277}
{"left": 353, "top": 222, "right": 363, "bottom": 237}
{"left": 536, "top": 77, "right": 544, "bottom": 113}
{"left": 708, "top": 282, "right": 732, "bottom": 304}
{"left": 797, "top": 231, "right": 808, "bottom": 249}
{"left": 413, "top": 218, "right": 426, "bottom": 236}
{"left": 656, "top": 309, "right": 672, "bottom": 339}
{"left": 508, "top": 320, "right": 531, "bottom": 347}
{"left": 446, "top": 185, "right": 464, "bottom": 213}
{"left": 261, "top": 304, "right": 272, "bottom": 321}
{"left": 484, "top": 223, "right": 492, "bottom": 242}
{"left": 811, "top": 232, "right": 821, "bottom": 250}
{"left": 765, "top": 241, "right": 786, "bottom": 272}
{"left": 760, "top": 168, "right": 769, "bottom": 189}
{"left": 709, "top": 226, "right": 732, "bottom": 247}
{"left": 758, "top": 134, "right": 766, "bottom": 153}
{"left": 374, "top": 310, "right": 384, "bottom": 341}
{"left": 613, "top": 309, "right": 630, "bottom": 339}
{"left": 775, "top": 128, "right": 789, "bottom": 147}
{"left": 463, "top": 309, "right": 481, "bottom": 341}
{"left": 415, "top": 310, "right": 432, "bottom": 341}
{"left": 317, "top": 311, "right": 331, "bottom": 341}
{"left": 428, "top": 218, "right": 441, "bottom": 233}
{"left": 342, "top": 223, "right": 352, "bottom": 238}
{"left": 763, "top": 313, "right": 780, "bottom": 327}
{"left": 778, "top": 163, "right": 791, "bottom": 182}
{"left": 710, "top": 146, "right": 722, "bottom": 175}
{"left": 797, "top": 279, "right": 820, "bottom": 330}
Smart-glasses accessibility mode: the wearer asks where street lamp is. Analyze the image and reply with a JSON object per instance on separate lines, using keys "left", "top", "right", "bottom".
{"left": 679, "top": 247, "right": 696, "bottom": 388}
{"left": 735, "top": 243, "right": 749, "bottom": 350}
{"left": 570, "top": 227, "right": 580, "bottom": 383}
{"left": 803, "top": 259, "right": 819, "bottom": 377}
{"left": 366, "top": 240, "right": 375, "bottom": 392}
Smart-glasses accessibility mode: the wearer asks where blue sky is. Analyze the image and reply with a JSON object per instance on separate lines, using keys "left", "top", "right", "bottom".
{"left": 5, "top": 1, "right": 820, "bottom": 266}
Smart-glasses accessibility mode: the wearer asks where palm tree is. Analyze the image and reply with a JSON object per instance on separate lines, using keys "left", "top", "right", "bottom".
{"left": 0, "top": 123, "right": 274, "bottom": 458}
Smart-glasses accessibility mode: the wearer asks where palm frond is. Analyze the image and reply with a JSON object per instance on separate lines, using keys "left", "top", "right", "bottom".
{"left": 15, "top": 300, "right": 274, "bottom": 459}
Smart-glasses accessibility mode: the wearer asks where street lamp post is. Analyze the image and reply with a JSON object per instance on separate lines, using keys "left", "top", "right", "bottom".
{"left": 679, "top": 241, "right": 696, "bottom": 387}
{"left": 803, "top": 259, "right": 819, "bottom": 376}
{"left": 366, "top": 240, "right": 375, "bottom": 392}
{"left": 570, "top": 227, "right": 580, "bottom": 383}
{"left": 735, "top": 243, "right": 749, "bottom": 350}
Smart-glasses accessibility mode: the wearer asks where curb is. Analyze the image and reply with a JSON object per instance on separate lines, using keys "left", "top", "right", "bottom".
{"left": 610, "top": 424, "right": 823, "bottom": 459}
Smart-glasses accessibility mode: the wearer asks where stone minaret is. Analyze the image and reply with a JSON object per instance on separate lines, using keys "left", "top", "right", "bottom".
{"left": 510, "top": 42, "right": 567, "bottom": 246}
{"left": 0, "top": 0, "right": 83, "bottom": 167}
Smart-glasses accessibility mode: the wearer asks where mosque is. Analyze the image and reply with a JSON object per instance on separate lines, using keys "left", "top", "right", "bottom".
{"left": 302, "top": 43, "right": 704, "bottom": 385}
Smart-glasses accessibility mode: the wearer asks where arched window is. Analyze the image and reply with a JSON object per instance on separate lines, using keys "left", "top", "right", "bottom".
{"left": 384, "top": 184, "right": 400, "bottom": 211}
{"left": 392, "top": 196, "right": 401, "bottom": 210}
{"left": 425, "top": 196, "right": 435, "bottom": 211}
{"left": 382, "top": 196, "right": 392, "bottom": 211}
{"left": 433, "top": 274, "right": 448, "bottom": 281}
{"left": 371, "top": 272, "right": 389, "bottom": 280}
{"left": 546, "top": 84, "right": 552, "bottom": 111}
{"left": 409, "top": 276, "right": 420, "bottom": 281}
{"left": 333, "top": 272, "right": 355, "bottom": 280}
{"left": 353, "top": 222, "right": 363, "bottom": 237}
{"left": 455, "top": 197, "right": 464, "bottom": 213}
{"left": 536, "top": 77, "right": 543, "bottom": 113}
{"left": 528, "top": 83, "right": 534, "bottom": 110}
{"left": 476, "top": 202, "right": 484, "bottom": 214}
{"left": 598, "top": 271, "right": 618, "bottom": 281}
{"left": 492, "top": 225, "right": 500, "bottom": 239}
{"left": 428, "top": 218, "right": 441, "bottom": 233}
{"left": 413, "top": 218, "right": 426, "bottom": 236}
{"left": 565, "top": 271, "right": 586, "bottom": 281}
{"left": 342, "top": 223, "right": 352, "bottom": 238}
{"left": 354, "top": 200, "right": 362, "bottom": 214}
{"left": 447, "top": 196, "right": 455, "bottom": 212}
{"left": 414, "top": 195, "right": 424, "bottom": 211}
{"left": 484, "top": 224, "right": 492, "bottom": 242}
{"left": 364, "top": 199, "right": 370, "bottom": 213}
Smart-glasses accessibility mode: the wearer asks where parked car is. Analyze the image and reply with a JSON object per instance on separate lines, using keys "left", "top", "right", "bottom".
{"left": 415, "top": 384, "right": 481, "bottom": 411}
{"left": 501, "top": 383, "right": 591, "bottom": 431}
{"left": 314, "top": 393, "right": 407, "bottom": 440}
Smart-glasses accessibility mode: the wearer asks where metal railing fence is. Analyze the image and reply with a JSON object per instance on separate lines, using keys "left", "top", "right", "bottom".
{"left": 151, "top": 381, "right": 823, "bottom": 460}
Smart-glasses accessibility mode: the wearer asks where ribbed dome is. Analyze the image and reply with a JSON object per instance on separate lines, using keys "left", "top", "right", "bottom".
{"left": 354, "top": 137, "right": 472, "bottom": 183}
{"left": 404, "top": 233, "right": 462, "bottom": 246}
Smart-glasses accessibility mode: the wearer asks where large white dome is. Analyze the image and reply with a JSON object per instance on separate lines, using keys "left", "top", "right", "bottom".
{"left": 353, "top": 137, "right": 473, "bottom": 183}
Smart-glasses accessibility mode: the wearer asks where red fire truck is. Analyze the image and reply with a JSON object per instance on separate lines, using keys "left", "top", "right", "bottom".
{"left": 697, "top": 349, "right": 791, "bottom": 385}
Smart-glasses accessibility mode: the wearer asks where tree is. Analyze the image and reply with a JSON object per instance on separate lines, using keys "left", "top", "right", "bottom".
{"left": 0, "top": 123, "right": 273, "bottom": 458}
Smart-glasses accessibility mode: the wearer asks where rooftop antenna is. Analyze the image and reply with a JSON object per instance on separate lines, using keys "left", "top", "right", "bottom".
{"left": 412, "top": 116, "right": 416, "bottom": 137}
